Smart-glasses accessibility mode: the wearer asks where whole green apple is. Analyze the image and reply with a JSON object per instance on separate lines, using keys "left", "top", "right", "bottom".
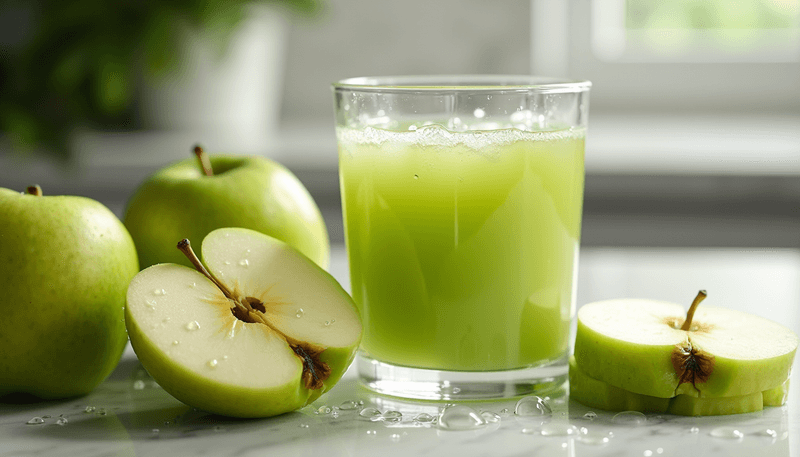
{"left": 124, "top": 147, "right": 330, "bottom": 271}
{"left": 0, "top": 185, "right": 138, "bottom": 399}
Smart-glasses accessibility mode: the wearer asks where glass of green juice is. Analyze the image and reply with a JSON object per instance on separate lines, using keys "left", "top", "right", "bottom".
{"left": 332, "top": 76, "right": 590, "bottom": 400}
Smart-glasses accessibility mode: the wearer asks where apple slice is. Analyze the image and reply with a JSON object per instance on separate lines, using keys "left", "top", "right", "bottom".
{"left": 570, "top": 356, "right": 789, "bottom": 416}
{"left": 574, "top": 291, "right": 798, "bottom": 399}
{"left": 125, "top": 228, "right": 361, "bottom": 418}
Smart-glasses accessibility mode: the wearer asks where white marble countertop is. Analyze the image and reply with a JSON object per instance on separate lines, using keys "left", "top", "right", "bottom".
{"left": 2, "top": 245, "right": 798, "bottom": 457}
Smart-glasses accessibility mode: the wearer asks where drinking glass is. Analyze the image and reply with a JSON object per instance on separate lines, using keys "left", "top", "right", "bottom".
{"left": 332, "top": 75, "right": 590, "bottom": 400}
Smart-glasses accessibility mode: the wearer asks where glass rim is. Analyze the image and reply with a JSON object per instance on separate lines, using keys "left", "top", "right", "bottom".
{"left": 332, "top": 75, "right": 591, "bottom": 94}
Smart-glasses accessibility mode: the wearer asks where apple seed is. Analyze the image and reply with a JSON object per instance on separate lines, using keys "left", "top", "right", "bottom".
{"left": 176, "top": 238, "right": 331, "bottom": 390}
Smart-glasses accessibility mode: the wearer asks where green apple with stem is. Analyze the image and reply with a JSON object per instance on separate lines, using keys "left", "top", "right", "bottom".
{"left": 574, "top": 291, "right": 798, "bottom": 399}
{"left": 0, "top": 185, "right": 138, "bottom": 399}
{"left": 570, "top": 356, "right": 790, "bottom": 416}
{"left": 124, "top": 146, "right": 330, "bottom": 271}
{"left": 124, "top": 227, "right": 361, "bottom": 418}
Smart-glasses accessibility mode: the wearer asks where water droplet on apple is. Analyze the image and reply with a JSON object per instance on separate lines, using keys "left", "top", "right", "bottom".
{"left": 438, "top": 404, "right": 486, "bottom": 430}
{"left": 577, "top": 431, "right": 613, "bottom": 445}
{"left": 689, "top": 426, "right": 700, "bottom": 434}
{"left": 710, "top": 427, "right": 744, "bottom": 439}
{"left": 296, "top": 309, "right": 304, "bottom": 318}
{"left": 56, "top": 417, "right": 68, "bottom": 426}
{"left": 189, "top": 282, "right": 196, "bottom": 288}
{"left": 583, "top": 411, "right": 597, "bottom": 420}
{"left": 414, "top": 174, "right": 419, "bottom": 179}
{"left": 172, "top": 340, "right": 179, "bottom": 346}
{"left": 162, "top": 317, "right": 171, "bottom": 323}
{"left": 480, "top": 411, "right": 501, "bottom": 423}
{"left": 207, "top": 359, "right": 218, "bottom": 369}
{"left": 26, "top": 417, "right": 45, "bottom": 425}
{"left": 413, "top": 413, "right": 436, "bottom": 424}
{"left": 133, "top": 380, "right": 146, "bottom": 390}
{"left": 224, "top": 261, "right": 231, "bottom": 265}
{"left": 339, "top": 400, "right": 359, "bottom": 410}
{"left": 612, "top": 411, "right": 646, "bottom": 426}
{"left": 359, "top": 407, "right": 382, "bottom": 421}
{"left": 146, "top": 300, "right": 157, "bottom": 310}
{"left": 222, "top": 355, "right": 228, "bottom": 360}
{"left": 540, "top": 423, "right": 579, "bottom": 436}
{"left": 185, "top": 321, "right": 200, "bottom": 331}
{"left": 515, "top": 396, "right": 551, "bottom": 416}
{"left": 382, "top": 410, "right": 402, "bottom": 423}
{"left": 84, "top": 406, "right": 96, "bottom": 413}
{"left": 238, "top": 259, "right": 249, "bottom": 267}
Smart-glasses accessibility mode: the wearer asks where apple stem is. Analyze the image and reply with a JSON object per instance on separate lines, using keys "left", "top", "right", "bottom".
{"left": 193, "top": 145, "right": 214, "bottom": 177}
{"left": 26, "top": 185, "right": 42, "bottom": 196}
{"left": 680, "top": 290, "right": 707, "bottom": 331}
{"left": 176, "top": 239, "right": 234, "bottom": 298}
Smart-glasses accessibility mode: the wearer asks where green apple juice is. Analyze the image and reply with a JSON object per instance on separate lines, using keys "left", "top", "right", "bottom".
{"left": 338, "top": 124, "right": 585, "bottom": 371}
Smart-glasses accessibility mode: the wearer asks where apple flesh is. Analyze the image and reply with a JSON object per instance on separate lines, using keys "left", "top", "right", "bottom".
{"left": 125, "top": 228, "right": 361, "bottom": 418}
{"left": 124, "top": 149, "right": 330, "bottom": 271}
{"left": 0, "top": 186, "right": 138, "bottom": 399}
{"left": 574, "top": 297, "right": 798, "bottom": 399}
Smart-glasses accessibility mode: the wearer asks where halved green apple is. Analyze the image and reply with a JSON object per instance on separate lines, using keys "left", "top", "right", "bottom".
{"left": 125, "top": 228, "right": 361, "bottom": 418}
{"left": 574, "top": 292, "right": 798, "bottom": 399}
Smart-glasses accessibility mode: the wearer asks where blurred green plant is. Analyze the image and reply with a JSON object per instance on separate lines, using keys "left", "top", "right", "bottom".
{"left": 0, "top": 0, "right": 319, "bottom": 158}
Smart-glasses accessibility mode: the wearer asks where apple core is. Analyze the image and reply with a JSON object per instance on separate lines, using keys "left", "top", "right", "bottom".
{"left": 177, "top": 238, "right": 330, "bottom": 390}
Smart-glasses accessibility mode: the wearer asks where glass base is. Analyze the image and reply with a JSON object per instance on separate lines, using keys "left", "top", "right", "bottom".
{"left": 357, "top": 352, "right": 568, "bottom": 401}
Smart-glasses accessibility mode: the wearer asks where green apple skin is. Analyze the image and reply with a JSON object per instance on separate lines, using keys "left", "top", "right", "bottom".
{"left": 574, "top": 300, "right": 798, "bottom": 399}
{"left": 0, "top": 187, "right": 138, "bottom": 399}
{"left": 570, "top": 356, "right": 787, "bottom": 416}
{"left": 124, "top": 155, "right": 330, "bottom": 270}
{"left": 569, "top": 356, "right": 670, "bottom": 414}
{"left": 126, "top": 313, "right": 357, "bottom": 418}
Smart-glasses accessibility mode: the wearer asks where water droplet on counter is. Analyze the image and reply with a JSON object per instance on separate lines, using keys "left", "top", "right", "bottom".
{"left": 540, "top": 423, "right": 579, "bottom": 436}
{"left": 153, "top": 289, "right": 166, "bottom": 296}
{"left": 56, "top": 417, "right": 68, "bottom": 426}
{"left": 185, "top": 321, "right": 200, "bottom": 331}
{"left": 296, "top": 309, "right": 304, "bottom": 318}
{"left": 643, "top": 450, "right": 653, "bottom": 457}
{"left": 515, "top": 396, "right": 552, "bottom": 416}
{"left": 213, "top": 426, "right": 225, "bottom": 432}
{"left": 207, "top": 359, "right": 218, "bottom": 369}
{"left": 84, "top": 406, "right": 96, "bottom": 413}
{"left": 612, "top": 411, "right": 646, "bottom": 426}
{"left": 97, "top": 408, "right": 107, "bottom": 416}
{"left": 133, "top": 380, "right": 146, "bottom": 390}
{"left": 390, "top": 433, "right": 401, "bottom": 442}
{"left": 577, "top": 431, "right": 613, "bottom": 445}
{"left": 413, "top": 413, "right": 436, "bottom": 424}
{"left": 359, "top": 407, "right": 382, "bottom": 421}
{"left": 382, "top": 410, "right": 402, "bottom": 423}
{"left": 583, "top": 411, "right": 597, "bottom": 420}
{"left": 689, "top": 426, "right": 700, "bottom": 434}
{"left": 316, "top": 406, "right": 332, "bottom": 415}
{"left": 757, "top": 429, "right": 778, "bottom": 438}
{"left": 331, "top": 411, "right": 340, "bottom": 419}
{"left": 26, "top": 417, "right": 45, "bottom": 425}
{"left": 152, "top": 428, "right": 160, "bottom": 434}
{"left": 710, "top": 427, "right": 744, "bottom": 439}
{"left": 238, "top": 259, "right": 249, "bottom": 267}
{"left": 366, "top": 430, "right": 377, "bottom": 436}
{"left": 498, "top": 408, "right": 510, "bottom": 416}
{"left": 339, "top": 400, "right": 359, "bottom": 410}
{"left": 438, "top": 404, "right": 486, "bottom": 430}
{"left": 480, "top": 411, "right": 501, "bottom": 423}
{"left": 299, "top": 423, "right": 309, "bottom": 428}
